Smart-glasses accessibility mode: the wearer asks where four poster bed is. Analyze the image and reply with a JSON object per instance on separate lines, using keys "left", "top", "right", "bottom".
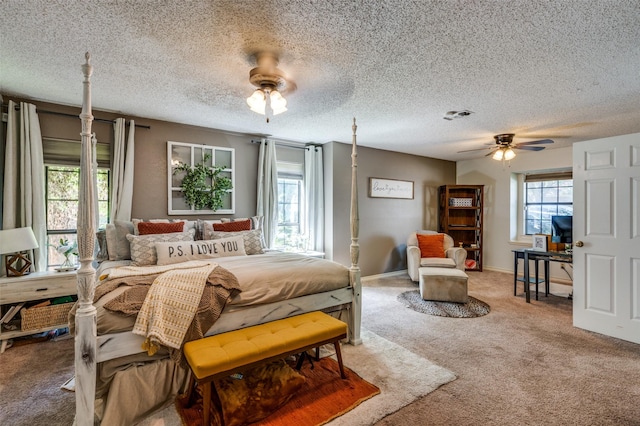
{"left": 73, "top": 53, "right": 362, "bottom": 425}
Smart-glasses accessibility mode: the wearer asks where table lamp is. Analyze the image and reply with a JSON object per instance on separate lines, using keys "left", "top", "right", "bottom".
{"left": 0, "top": 227, "right": 39, "bottom": 276}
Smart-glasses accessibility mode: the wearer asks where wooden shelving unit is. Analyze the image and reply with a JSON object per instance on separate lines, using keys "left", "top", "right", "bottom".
{"left": 438, "top": 185, "right": 484, "bottom": 271}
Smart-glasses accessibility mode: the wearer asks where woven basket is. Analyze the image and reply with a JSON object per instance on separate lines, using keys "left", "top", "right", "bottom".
{"left": 20, "top": 302, "right": 74, "bottom": 331}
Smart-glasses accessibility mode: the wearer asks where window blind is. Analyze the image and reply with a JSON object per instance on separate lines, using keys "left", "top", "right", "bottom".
{"left": 524, "top": 170, "right": 572, "bottom": 182}
{"left": 42, "top": 137, "right": 110, "bottom": 168}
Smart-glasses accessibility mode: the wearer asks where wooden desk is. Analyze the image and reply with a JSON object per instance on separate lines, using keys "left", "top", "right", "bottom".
{"left": 513, "top": 249, "right": 572, "bottom": 303}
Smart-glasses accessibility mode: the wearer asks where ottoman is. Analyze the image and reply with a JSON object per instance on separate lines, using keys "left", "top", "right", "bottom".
{"left": 419, "top": 267, "right": 469, "bottom": 303}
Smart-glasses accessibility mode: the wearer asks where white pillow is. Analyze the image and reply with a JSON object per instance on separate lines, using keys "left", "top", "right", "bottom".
{"left": 155, "top": 236, "right": 246, "bottom": 265}
{"left": 126, "top": 231, "right": 194, "bottom": 266}
{"left": 204, "top": 227, "right": 265, "bottom": 255}
{"left": 105, "top": 220, "right": 134, "bottom": 260}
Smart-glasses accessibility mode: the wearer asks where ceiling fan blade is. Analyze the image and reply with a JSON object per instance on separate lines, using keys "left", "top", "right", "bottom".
{"left": 514, "top": 145, "right": 545, "bottom": 151}
{"left": 517, "top": 139, "right": 554, "bottom": 145}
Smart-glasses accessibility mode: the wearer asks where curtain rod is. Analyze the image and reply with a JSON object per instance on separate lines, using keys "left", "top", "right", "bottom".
{"left": 10, "top": 105, "right": 150, "bottom": 129}
{"left": 250, "top": 139, "right": 321, "bottom": 150}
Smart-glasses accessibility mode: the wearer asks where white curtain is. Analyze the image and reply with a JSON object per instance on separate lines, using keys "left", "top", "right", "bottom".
{"left": 2, "top": 101, "right": 47, "bottom": 271}
{"left": 110, "top": 118, "right": 135, "bottom": 221}
{"left": 304, "top": 146, "right": 324, "bottom": 251}
{"left": 256, "top": 139, "right": 278, "bottom": 248}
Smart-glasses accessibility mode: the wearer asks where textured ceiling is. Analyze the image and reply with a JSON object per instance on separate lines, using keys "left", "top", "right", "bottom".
{"left": 1, "top": 1, "right": 639, "bottom": 161}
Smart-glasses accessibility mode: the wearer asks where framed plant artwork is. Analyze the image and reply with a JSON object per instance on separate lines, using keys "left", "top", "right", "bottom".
{"left": 167, "top": 141, "right": 235, "bottom": 215}
{"left": 531, "top": 234, "right": 548, "bottom": 251}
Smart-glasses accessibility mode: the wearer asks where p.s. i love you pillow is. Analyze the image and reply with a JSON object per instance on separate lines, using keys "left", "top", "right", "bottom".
{"left": 155, "top": 235, "right": 247, "bottom": 265}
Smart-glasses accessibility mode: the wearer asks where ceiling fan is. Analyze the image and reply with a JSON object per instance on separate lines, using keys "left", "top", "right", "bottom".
{"left": 458, "top": 133, "right": 554, "bottom": 160}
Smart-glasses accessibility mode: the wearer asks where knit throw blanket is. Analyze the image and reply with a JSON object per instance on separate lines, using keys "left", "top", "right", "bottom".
{"left": 132, "top": 262, "right": 217, "bottom": 355}
{"left": 94, "top": 260, "right": 241, "bottom": 366}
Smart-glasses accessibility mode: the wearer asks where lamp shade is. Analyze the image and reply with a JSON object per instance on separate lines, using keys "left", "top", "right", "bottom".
{"left": 0, "top": 227, "right": 39, "bottom": 254}
{"left": 247, "top": 89, "right": 266, "bottom": 114}
{"left": 492, "top": 148, "right": 504, "bottom": 160}
{"left": 269, "top": 90, "right": 288, "bottom": 115}
{"left": 504, "top": 148, "right": 516, "bottom": 160}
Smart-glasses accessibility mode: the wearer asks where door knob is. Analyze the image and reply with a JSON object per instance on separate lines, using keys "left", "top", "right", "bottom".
{"left": 574, "top": 241, "right": 584, "bottom": 247}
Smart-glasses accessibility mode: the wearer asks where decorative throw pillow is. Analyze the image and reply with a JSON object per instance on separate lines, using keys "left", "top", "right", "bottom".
{"left": 197, "top": 216, "right": 263, "bottom": 240}
{"left": 226, "top": 216, "right": 263, "bottom": 230}
{"left": 155, "top": 236, "right": 246, "bottom": 266}
{"left": 132, "top": 218, "right": 196, "bottom": 235}
{"left": 105, "top": 220, "right": 134, "bottom": 260}
{"left": 95, "top": 230, "right": 109, "bottom": 262}
{"left": 213, "top": 359, "right": 306, "bottom": 426}
{"left": 126, "top": 231, "right": 195, "bottom": 266}
{"left": 137, "top": 221, "right": 184, "bottom": 235}
{"left": 416, "top": 233, "right": 445, "bottom": 258}
{"left": 206, "top": 228, "right": 265, "bottom": 255}
{"left": 213, "top": 219, "right": 251, "bottom": 232}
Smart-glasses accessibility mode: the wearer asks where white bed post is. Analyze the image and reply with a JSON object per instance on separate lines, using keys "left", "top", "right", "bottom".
{"left": 349, "top": 118, "right": 362, "bottom": 345}
{"left": 74, "top": 52, "right": 97, "bottom": 426}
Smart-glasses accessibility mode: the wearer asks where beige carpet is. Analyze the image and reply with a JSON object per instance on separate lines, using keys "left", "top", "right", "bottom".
{"left": 366, "top": 271, "right": 640, "bottom": 425}
{"left": 3, "top": 270, "right": 640, "bottom": 425}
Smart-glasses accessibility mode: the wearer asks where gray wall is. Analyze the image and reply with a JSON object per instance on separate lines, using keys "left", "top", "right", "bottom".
{"left": 129, "top": 120, "right": 259, "bottom": 220}
{"left": 5, "top": 97, "right": 262, "bottom": 221}
{"left": 3, "top": 95, "right": 456, "bottom": 276}
{"left": 326, "top": 141, "right": 456, "bottom": 276}
{"left": 456, "top": 146, "right": 573, "bottom": 281}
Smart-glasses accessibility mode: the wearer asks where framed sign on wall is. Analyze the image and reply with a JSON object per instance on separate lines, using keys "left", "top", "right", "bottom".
{"left": 167, "top": 141, "right": 235, "bottom": 215}
{"left": 368, "top": 177, "right": 414, "bottom": 199}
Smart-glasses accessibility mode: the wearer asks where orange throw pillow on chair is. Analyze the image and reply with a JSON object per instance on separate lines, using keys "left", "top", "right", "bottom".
{"left": 416, "top": 234, "right": 445, "bottom": 258}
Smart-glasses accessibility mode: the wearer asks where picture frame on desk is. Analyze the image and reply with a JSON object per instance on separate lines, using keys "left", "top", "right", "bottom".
{"left": 531, "top": 234, "right": 548, "bottom": 251}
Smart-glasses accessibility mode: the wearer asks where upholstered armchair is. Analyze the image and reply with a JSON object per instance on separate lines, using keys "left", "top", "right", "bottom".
{"left": 407, "top": 230, "right": 467, "bottom": 282}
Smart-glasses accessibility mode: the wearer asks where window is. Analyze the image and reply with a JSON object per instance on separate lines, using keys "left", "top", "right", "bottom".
{"left": 524, "top": 172, "right": 573, "bottom": 236}
{"left": 274, "top": 160, "right": 304, "bottom": 250}
{"left": 45, "top": 165, "right": 110, "bottom": 267}
{"left": 275, "top": 178, "right": 303, "bottom": 249}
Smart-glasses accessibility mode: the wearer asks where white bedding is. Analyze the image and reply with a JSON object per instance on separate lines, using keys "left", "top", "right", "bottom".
{"left": 93, "top": 251, "right": 350, "bottom": 334}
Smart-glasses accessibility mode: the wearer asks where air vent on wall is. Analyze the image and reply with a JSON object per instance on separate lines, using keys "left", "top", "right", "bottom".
{"left": 443, "top": 110, "right": 473, "bottom": 120}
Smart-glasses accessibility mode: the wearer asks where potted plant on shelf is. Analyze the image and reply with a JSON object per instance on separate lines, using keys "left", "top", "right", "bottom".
{"left": 173, "top": 153, "right": 233, "bottom": 211}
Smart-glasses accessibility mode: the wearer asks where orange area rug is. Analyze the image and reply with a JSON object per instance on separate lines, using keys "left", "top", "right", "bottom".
{"left": 176, "top": 356, "right": 380, "bottom": 426}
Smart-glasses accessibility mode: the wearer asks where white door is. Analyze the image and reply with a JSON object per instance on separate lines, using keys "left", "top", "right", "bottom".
{"left": 572, "top": 133, "right": 640, "bottom": 344}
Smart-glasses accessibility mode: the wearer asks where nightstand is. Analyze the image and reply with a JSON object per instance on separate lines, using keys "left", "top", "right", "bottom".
{"left": 0, "top": 270, "right": 77, "bottom": 353}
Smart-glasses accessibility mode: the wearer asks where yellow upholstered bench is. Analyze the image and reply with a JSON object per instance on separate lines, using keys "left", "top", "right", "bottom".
{"left": 183, "top": 311, "right": 348, "bottom": 425}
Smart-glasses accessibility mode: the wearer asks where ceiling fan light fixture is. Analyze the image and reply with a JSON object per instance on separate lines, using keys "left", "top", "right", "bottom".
{"left": 247, "top": 89, "right": 267, "bottom": 114}
{"left": 492, "top": 148, "right": 504, "bottom": 160}
{"left": 269, "top": 89, "right": 287, "bottom": 115}
{"left": 247, "top": 52, "right": 294, "bottom": 122}
{"left": 504, "top": 147, "right": 516, "bottom": 160}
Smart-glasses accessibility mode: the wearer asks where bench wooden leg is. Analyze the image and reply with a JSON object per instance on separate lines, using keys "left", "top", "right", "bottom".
{"left": 202, "top": 382, "right": 212, "bottom": 426}
{"left": 333, "top": 340, "right": 346, "bottom": 379}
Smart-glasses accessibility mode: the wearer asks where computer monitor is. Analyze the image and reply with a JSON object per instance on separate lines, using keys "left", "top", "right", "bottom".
{"left": 551, "top": 215, "right": 572, "bottom": 244}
